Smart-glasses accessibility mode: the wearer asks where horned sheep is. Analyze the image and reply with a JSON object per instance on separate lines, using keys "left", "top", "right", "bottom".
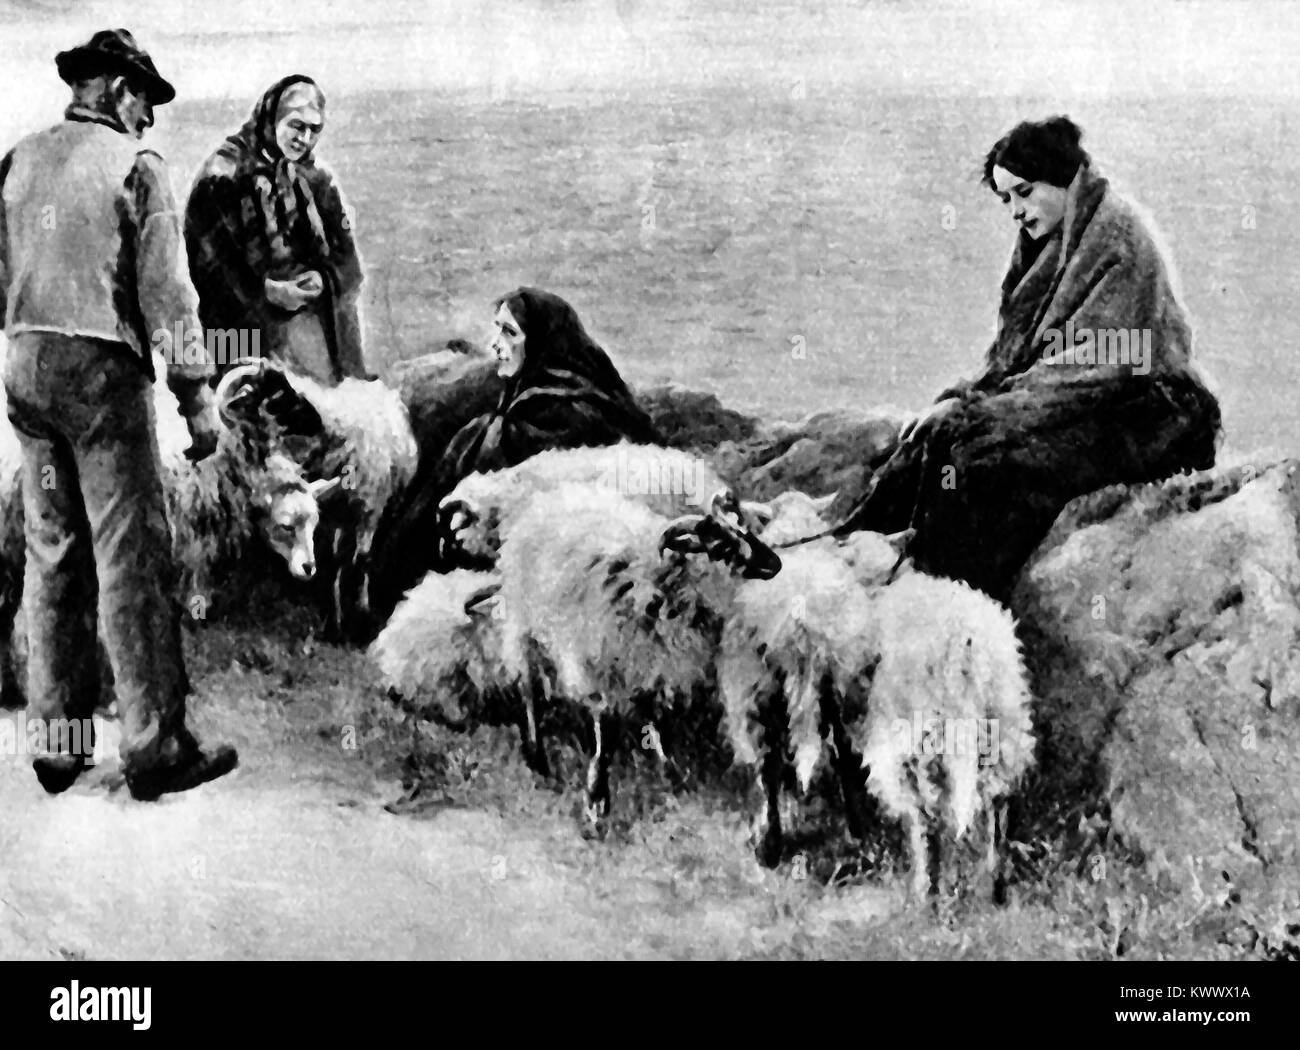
{"left": 0, "top": 363, "right": 342, "bottom": 706}
{"left": 439, "top": 441, "right": 731, "bottom": 568}
{"left": 494, "top": 480, "right": 780, "bottom": 821}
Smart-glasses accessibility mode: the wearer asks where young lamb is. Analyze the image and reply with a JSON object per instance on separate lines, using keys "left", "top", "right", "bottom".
{"left": 720, "top": 528, "right": 1036, "bottom": 901}
{"left": 438, "top": 442, "right": 731, "bottom": 567}
{"left": 496, "top": 480, "right": 781, "bottom": 822}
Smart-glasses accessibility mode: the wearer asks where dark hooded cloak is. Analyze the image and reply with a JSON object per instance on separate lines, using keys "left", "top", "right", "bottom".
{"left": 438, "top": 287, "right": 660, "bottom": 478}
{"left": 184, "top": 74, "right": 368, "bottom": 384}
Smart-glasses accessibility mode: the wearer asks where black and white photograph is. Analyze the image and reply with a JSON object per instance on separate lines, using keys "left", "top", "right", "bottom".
{"left": 0, "top": 0, "right": 1294, "bottom": 1008}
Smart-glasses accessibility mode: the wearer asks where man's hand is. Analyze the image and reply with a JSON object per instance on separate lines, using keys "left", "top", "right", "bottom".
{"left": 898, "top": 396, "right": 961, "bottom": 445}
{"left": 183, "top": 403, "right": 221, "bottom": 463}
{"left": 265, "top": 275, "right": 320, "bottom": 313}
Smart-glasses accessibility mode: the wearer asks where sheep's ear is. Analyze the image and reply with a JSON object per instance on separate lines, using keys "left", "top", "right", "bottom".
{"left": 464, "top": 583, "right": 501, "bottom": 618}
{"left": 883, "top": 527, "right": 915, "bottom": 558}
{"left": 810, "top": 492, "right": 837, "bottom": 515}
{"left": 739, "top": 500, "right": 774, "bottom": 529}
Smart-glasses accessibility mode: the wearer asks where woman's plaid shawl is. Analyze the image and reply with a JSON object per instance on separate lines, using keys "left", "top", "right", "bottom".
{"left": 184, "top": 75, "right": 367, "bottom": 379}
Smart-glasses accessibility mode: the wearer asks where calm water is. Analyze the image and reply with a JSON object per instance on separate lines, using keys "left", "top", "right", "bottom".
{"left": 3, "top": 0, "right": 1296, "bottom": 453}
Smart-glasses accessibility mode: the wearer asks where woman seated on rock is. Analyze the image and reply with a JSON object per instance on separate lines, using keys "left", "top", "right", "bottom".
{"left": 831, "top": 116, "right": 1221, "bottom": 600}
{"left": 184, "top": 74, "right": 372, "bottom": 385}
{"left": 363, "top": 287, "right": 661, "bottom": 632}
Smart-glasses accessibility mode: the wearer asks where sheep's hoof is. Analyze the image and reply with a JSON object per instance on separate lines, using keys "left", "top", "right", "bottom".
{"left": 519, "top": 737, "right": 551, "bottom": 778}
{"left": 754, "top": 825, "right": 783, "bottom": 869}
{"left": 584, "top": 789, "right": 611, "bottom": 824}
{"left": 582, "top": 797, "right": 611, "bottom": 839}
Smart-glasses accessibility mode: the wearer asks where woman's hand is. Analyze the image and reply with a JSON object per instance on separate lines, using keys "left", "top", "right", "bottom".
{"left": 295, "top": 270, "right": 324, "bottom": 298}
{"left": 898, "top": 397, "right": 961, "bottom": 445}
{"left": 264, "top": 275, "right": 320, "bottom": 312}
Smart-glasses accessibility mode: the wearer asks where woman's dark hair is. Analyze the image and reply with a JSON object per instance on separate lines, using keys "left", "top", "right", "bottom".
{"left": 982, "top": 116, "right": 1089, "bottom": 189}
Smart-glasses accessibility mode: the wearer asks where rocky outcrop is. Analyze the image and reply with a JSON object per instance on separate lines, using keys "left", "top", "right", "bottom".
{"left": 1012, "top": 459, "right": 1300, "bottom": 892}
{"left": 636, "top": 382, "right": 904, "bottom": 501}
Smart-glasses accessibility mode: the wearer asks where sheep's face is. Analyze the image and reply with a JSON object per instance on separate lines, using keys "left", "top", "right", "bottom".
{"left": 255, "top": 468, "right": 340, "bottom": 581}
{"left": 437, "top": 498, "right": 501, "bottom": 568}
{"left": 660, "top": 491, "right": 783, "bottom": 580}
{"left": 748, "top": 490, "right": 837, "bottom": 546}
{"left": 838, "top": 528, "right": 914, "bottom": 588}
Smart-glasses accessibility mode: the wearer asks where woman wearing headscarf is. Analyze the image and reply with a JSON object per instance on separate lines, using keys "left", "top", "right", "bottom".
{"left": 440, "top": 286, "right": 660, "bottom": 478}
{"left": 363, "top": 287, "right": 661, "bottom": 634}
{"left": 184, "top": 74, "right": 371, "bottom": 384}
{"left": 831, "top": 116, "right": 1221, "bottom": 601}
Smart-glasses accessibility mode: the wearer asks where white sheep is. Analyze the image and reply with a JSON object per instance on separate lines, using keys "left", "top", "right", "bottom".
{"left": 720, "top": 526, "right": 1036, "bottom": 901}
{"left": 719, "top": 531, "right": 902, "bottom": 860}
{"left": 856, "top": 571, "right": 1036, "bottom": 900}
{"left": 368, "top": 568, "right": 506, "bottom": 732}
{"left": 496, "top": 480, "right": 781, "bottom": 821}
{"left": 210, "top": 358, "right": 418, "bottom": 640}
{"left": 439, "top": 442, "right": 730, "bottom": 566}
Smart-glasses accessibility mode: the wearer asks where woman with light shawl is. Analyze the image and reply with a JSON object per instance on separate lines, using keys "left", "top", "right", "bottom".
{"left": 831, "top": 116, "right": 1221, "bottom": 600}
{"left": 364, "top": 287, "right": 661, "bottom": 632}
{"left": 184, "top": 74, "right": 371, "bottom": 384}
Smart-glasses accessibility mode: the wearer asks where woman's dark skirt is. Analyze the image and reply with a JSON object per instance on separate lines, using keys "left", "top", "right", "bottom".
{"left": 831, "top": 374, "right": 1222, "bottom": 600}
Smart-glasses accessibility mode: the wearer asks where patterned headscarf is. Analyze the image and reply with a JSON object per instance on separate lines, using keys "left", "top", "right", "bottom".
{"left": 221, "top": 74, "right": 333, "bottom": 281}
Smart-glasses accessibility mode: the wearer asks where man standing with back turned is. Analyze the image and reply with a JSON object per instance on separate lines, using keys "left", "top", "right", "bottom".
{"left": 0, "top": 29, "right": 238, "bottom": 799}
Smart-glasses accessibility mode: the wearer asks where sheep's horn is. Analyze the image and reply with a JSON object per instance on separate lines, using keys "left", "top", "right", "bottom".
{"left": 659, "top": 514, "right": 708, "bottom": 556}
{"left": 810, "top": 492, "right": 837, "bottom": 514}
{"left": 214, "top": 358, "right": 269, "bottom": 426}
{"left": 308, "top": 475, "right": 344, "bottom": 502}
{"left": 883, "top": 528, "right": 915, "bottom": 557}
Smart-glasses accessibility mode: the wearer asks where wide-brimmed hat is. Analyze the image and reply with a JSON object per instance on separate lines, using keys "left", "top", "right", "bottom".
{"left": 56, "top": 28, "right": 176, "bottom": 105}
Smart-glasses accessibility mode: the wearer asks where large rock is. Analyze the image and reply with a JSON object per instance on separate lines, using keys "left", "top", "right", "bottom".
{"left": 636, "top": 383, "right": 904, "bottom": 502}
{"left": 1013, "top": 459, "right": 1300, "bottom": 891}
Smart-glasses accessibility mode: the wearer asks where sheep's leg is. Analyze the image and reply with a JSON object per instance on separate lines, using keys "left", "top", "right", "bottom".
{"left": 754, "top": 735, "right": 787, "bottom": 868}
{"left": 927, "top": 820, "right": 944, "bottom": 906}
{"left": 900, "top": 808, "right": 929, "bottom": 903}
{"left": 519, "top": 666, "right": 551, "bottom": 777}
{"left": 990, "top": 797, "right": 1009, "bottom": 904}
{"left": 748, "top": 676, "right": 791, "bottom": 868}
{"left": 0, "top": 595, "right": 22, "bottom": 711}
{"left": 818, "top": 673, "right": 867, "bottom": 841}
{"left": 642, "top": 714, "right": 687, "bottom": 791}
{"left": 584, "top": 703, "right": 617, "bottom": 824}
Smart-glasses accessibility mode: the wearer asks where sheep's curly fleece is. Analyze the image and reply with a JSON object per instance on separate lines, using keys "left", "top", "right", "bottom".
{"left": 284, "top": 372, "right": 419, "bottom": 555}
{"left": 857, "top": 573, "right": 1036, "bottom": 841}
{"left": 443, "top": 441, "right": 727, "bottom": 562}
{"left": 369, "top": 568, "right": 503, "bottom": 724}
{"left": 495, "top": 481, "right": 737, "bottom": 712}
{"left": 720, "top": 529, "right": 1035, "bottom": 883}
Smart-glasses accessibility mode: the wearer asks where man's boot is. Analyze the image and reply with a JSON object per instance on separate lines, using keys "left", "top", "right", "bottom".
{"left": 33, "top": 753, "right": 86, "bottom": 795}
{"left": 124, "top": 734, "right": 239, "bottom": 802}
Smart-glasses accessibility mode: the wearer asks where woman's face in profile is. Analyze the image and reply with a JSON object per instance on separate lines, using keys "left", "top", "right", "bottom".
{"left": 491, "top": 302, "right": 526, "bottom": 378}
{"left": 990, "top": 164, "right": 1068, "bottom": 240}
{"left": 274, "top": 103, "right": 323, "bottom": 163}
